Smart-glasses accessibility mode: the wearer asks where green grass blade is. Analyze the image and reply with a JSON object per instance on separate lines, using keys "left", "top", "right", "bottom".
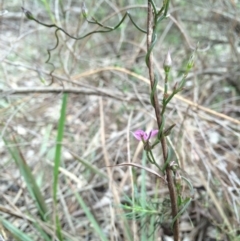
{"left": 3, "top": 138, "right": 49, "bottom": 221}
{"left": 32, "top": 221, "right": 52, "bottom": 241}
{"left": 171, "top": 197, "right": 192, "bottom": 229}
{"left": 39, "top": 124, "right": 53, "bottom": 157}
{"left": 149, "top": 215, "right": 156, "bottom": 241}
{"left": 55, "top": 215, "right": 63, "bottom": 241}
{"left": 70, "top": 152, "right": 108, "bottom": 179}
{"left": 140, "top": 152, "right": 147, "bottom": 241}
{"left": 0, "top": 217, "right": 33, "bottom": 241}
{"left": 53, "top": 93, "right": 68, "bottom": 202}
{"left": 53, "top": 93, "right": 68, "bottom": 241}
{"left": 74, "top": 192, "right": 108, "bottom": 241}
{"left": 40, "top": 0, "right": 55, "bottom": 23}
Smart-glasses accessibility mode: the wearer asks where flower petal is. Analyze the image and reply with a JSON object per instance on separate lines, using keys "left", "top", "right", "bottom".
{"left": 147, "top": 129, "right": 159, "bottom": 139}
{"left": 132, "top": 130, "right": 148, "bottom": 141}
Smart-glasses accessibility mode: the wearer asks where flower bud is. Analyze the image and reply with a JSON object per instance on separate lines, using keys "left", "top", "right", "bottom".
{"left": 174, "top": 170, "right": 182, "bottom": 186}
{"left": 81, "top": 2, "right": 88, "bottom": 18}
{"left": 0, "top": 10, "right": 8, "bottom": 16}
{"left": 21, "top": 7, "right": 34, "bottom": 20}
{"left": 163, "top": 51, "right": 172, "bottom": 73}
{"left": 163, "top": 124, "right": 176, "bottom": 136}
{"left": 187, "top": 52, "right": 195, "bottom": 70}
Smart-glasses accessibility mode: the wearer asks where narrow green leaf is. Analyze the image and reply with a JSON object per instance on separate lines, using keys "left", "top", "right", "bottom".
{"left": 171, "top": 197, "right": 192, "bottom": 229}
{"left": 55, "top": 215, "right": 64, "bottom": 241}
{"left": 53, "top": 93, "right": 68, "bottom": 202}
{"left": 140, "top": 152, "right": 147, "bottom": 241}
{"left": 0, "top": 217, "right": 33, "bottom": 241}
{"left": 70, "top": 152, "right": 108, "bottom": 179}
{"left": 3, "top": 138, "right": 49, "bottom": 221}
{"left": 53, "top": 93, "right": 68, "bottom": 241}
{"left": 40, "top": 0, "right": 55, "bottom": 22}
{"left": 32, "top": 222, "right": 51, "bottom": 241}
{"left": 74, "top": 192, "right": 108, "bottom": 241}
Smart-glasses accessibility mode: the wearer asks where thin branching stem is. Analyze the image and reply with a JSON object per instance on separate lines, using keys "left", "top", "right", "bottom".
{"left": 146, "top": 1, "right": 179, "bottom": 240}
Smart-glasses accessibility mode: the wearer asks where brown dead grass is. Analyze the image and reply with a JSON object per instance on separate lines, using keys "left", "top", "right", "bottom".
{"left": 0, "top": 0, "right": 239, "bottom": 240}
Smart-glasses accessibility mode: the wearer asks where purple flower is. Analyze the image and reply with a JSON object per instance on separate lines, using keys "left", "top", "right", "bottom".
{"left": 132, "top": 129, "right": 159, "bottom": 141}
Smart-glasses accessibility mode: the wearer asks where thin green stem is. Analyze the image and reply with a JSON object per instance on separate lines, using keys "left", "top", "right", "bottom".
{"left": 22, "top": 8, "right": 147, "bottom": 64}
{"left": 148, "top": 150, "right": 162, "bottom": 171}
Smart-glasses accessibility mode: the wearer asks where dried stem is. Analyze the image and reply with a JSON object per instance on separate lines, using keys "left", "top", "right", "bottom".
{"left": 146, "top": 1, "right": 179, "bottom": 240}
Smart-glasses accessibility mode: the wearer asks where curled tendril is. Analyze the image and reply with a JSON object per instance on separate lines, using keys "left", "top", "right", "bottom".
{"left": 21, "top": 7, "right": 146, "bottom": 66}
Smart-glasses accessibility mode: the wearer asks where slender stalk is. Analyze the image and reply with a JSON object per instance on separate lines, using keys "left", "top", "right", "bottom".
{"left": 146, "top": 1, "right": 179, "bottom": 240}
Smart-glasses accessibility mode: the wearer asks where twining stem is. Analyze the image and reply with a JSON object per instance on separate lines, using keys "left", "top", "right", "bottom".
{"left": 146, "top": 2, "right": 179, "bottom": 240}
{"left": 21, "top": 7, "right": 146, "bottom": 64}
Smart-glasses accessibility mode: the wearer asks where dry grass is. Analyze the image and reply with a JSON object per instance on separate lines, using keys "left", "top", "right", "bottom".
{"left": 0, "top": 0, "right": 239, "bottom": 240}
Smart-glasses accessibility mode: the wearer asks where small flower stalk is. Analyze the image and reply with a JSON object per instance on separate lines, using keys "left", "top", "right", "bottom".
{"left": 132, "top": 129, "right": 162, "bottom": 168}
